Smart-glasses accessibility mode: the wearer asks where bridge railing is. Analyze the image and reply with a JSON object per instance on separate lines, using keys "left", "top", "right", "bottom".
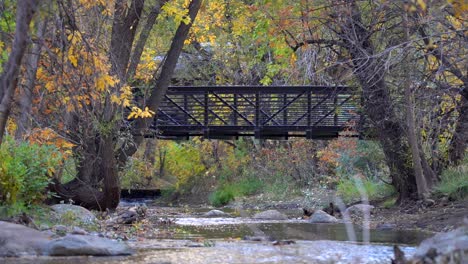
{"left": 151, "top": 86, "right": 359, "bottom": 139}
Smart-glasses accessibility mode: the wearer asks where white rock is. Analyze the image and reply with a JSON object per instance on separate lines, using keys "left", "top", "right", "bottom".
{"left": 46, "top": 234, "right": 133, "bottom": 256}
{"left": 51, "top": 204, "right": 97, "bottom": 225}
{"left": 203, "top": 210, "right": 231, "bottom": 218}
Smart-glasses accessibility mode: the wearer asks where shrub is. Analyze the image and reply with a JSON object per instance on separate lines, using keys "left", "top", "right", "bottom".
{"left": 435, "top": 157, "right": 468, "bottom": 200}
{"left": 209, "top": 177, "right": 264, "bottom": 207}
{"left": 235, "top": 177, "right": 263, "bottom": 196}
{"left": 209, "top": 185, "right": 236, "bottom": 207}
{"left": 336, "top": 177, "right": 395, "bottom": 203}
{"left": 0, "top": 138, "right": 63, "bottom": 216}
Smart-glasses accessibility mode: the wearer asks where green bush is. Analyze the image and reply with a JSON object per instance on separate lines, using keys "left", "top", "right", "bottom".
{"left": 336, "top": 178, "right": 395, "bottom": 203}
{"left": 335, "top": 141, "right": 388, "bottom": 180}
{"left": 435, "top": 157, "right": 468, "bottom": 200}
{"left": 209, "top": 177, "right": 264, "bottom": 207}
{"left": 0, "top": 138, "right": 63, "bottom": 216}
{"left": 209, "top": 185, "right": 236, "bottom": 207}
{"left": 235, "top": 177, "right": 263, "bottom": 196}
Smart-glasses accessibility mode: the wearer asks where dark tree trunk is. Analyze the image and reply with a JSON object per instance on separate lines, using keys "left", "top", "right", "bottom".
{"left": 0, "top": 0, "right": 39, "bottom": 144}
{"left": 110, "top": 0, "right": 145, "bottom": 80}
{"left": 403, "top": 13, "right": 428, "bottom": 198}
{"left": 15, "top": 18, "right": 47, "bottom": 140}
{"left": 143, "top": 0, "right": 203, "bottom": 126}
{"left": 119, "top": 0, "right": 203, "bottom": 162}
{"left": 337, "top": 1, "right": 417, "bottom": 201}
{"left": 127, "top": 0, "right": 168, "bottom": 80}
{"left": 51, "top": 0, "right": 146, "bottom": 210}
{"left": 101, "top": 135, "right": 120, "bottom": 210}
{"left": 449, "top": 93, "right": 468, "bottom": 164}
{"left": 52, "top": 0, "right": 202, "bottom": 211}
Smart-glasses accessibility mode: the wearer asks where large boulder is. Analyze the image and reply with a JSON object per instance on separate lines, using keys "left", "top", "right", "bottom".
{"left": 203, "top": 209, "right": 231, "bottom": 218}
{"left": 0, "top": 221, "right": 133, "bottom": 257}
{"left": 46, "top": 235, "right": 133, "bottom": 256}
{"left": 308, "top": 210, "right": 338, "bottom": 223}
{"left": 51, "top": 204, "right": 97, "bottom": 225}
{"left": 0, "top": 221, "right": 50, "bottom": 257}
{"left": 253, "top": 210, "right": 288, "bottom": 220}
{"left": 409, "top": 225, "right": 468, "bottom": 263}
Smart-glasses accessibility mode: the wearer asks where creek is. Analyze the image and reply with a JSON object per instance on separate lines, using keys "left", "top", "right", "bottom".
{"left": 2, "top": 201, "right": 433, "bottom": 264}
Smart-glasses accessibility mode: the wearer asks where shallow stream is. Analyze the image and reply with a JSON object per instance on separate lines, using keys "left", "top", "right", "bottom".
{"left": 3, "top": 202, "right": 433, "bottom": 264}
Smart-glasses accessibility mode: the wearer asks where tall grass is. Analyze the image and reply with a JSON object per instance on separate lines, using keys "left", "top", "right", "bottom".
{"left": 336, "top": 178, "right": 395, "bottom": 203}
{"left": 209, "top": 177, "right": 264, "bottom": 207}
{"left": 435, "top": 157, "right": 468, "bottom": 200}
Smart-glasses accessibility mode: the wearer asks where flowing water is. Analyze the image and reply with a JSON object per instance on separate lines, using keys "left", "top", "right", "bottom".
{"left": 2, "top": 202, "right": 432, "bottom": 264}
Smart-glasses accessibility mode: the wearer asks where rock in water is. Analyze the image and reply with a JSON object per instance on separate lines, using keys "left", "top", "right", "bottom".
{"left": 0, "top": 221, "right": 50, "bottom": 257}
{"left": 203, "top": 209, "right": 231, "bottom": 218}
{"left": 253, "top": 210, "right": 288, "bottom": 220}
{"left": 51, "top": 204, "right": 97, "bottom": 225}
{"left": 409, "top": 225, "right": 468, "bottom": 263}
{"left": 308, "top": 210, "right": 338, "bottom": 223}
{"left": 0, "top": 221, "right": 133, "bottom": 257}
{"left": 46, "top": 234, "right": 133, "bottom": 256}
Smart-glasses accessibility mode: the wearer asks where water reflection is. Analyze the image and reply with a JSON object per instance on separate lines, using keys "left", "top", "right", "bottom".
{"left": 175, "top": 222, "right": 430, "bottom": 245}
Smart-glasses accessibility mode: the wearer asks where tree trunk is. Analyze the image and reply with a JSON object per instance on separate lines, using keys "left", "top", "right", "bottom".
{"left": 51, "top": 0, "right": 145, "bottom": 211}
{"left": 101, "top": 135, "right": 120, "bottom": 210}
{"left": 50, "top": 134, "right": 120, "bottom": 210}
{"left": 15, "top": 18, "right": 47, "bottom": 140}
{"left": 143, "top": 138, "right": 157, "bottom": 182}
{"left": 127, "top": 0, "right": 168, "bottom": 80}
{"left": 405, "top": 80, "right": 428, "bottom": 197}
{"left": 337, "top": 1, "right": 417, "bottom": 201}
{"left": 145, "top": 0, "right": 203, "bottom": 123}
{"left": 0, "top": 0, "right": 39, "bottom": 145}
{"left": 403, "top": 13, "right": 428, "bottom": 198}
{"left": 119, "top": 0, "right": 203, "bottom": 162}
{"left": 109, "top": 0, "right": 145, "bottom": 80}
{"left": 52, "top": 0, "right": 202, "bottom": 211}
{"left": 449, "top": 93, "right": 468, "bottom": 164}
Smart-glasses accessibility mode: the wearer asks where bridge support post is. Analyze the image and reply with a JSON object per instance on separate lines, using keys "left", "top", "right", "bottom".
{"left": 233, "top": 94, "right": 238, "bottom": 126}
{"left": 307, "top": 91, "right": 312, "bottom": 139}
{"left": 255, "top": 91, "right": 262, "bottom": 139}
{"left": 254, "top": 128, "right": 261, "bottom": 139}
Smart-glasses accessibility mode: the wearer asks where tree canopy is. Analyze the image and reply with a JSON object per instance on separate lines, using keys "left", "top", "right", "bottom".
{"left": 0, "top": 0, "right": 466, "bottom": 209}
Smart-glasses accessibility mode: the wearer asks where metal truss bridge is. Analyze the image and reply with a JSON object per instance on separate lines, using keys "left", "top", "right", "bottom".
{"left": 150, "top": 85, "right": 359, "bottom": 139}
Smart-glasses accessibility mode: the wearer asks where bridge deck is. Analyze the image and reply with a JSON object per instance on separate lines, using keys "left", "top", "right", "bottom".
{"left": 150, "top": 85, "right": 358, "bottom": 139}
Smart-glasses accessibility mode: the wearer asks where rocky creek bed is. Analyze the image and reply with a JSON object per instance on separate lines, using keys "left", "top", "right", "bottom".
{"left": 1, "top": 201, "right": 467, "bottom": 263}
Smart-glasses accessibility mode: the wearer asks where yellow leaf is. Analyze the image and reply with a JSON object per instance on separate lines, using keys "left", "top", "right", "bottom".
{"left": 416, "top": 0, "right": 426, "bottom": 10}
{"left": 122, "top": 99, "right": 131, "bottom": 107}
{"left": 45, "top": 81, "right": 55, "bottom": 92}
{"left": 96, "top": 77, "right": 106, "bottom": 91}
{"left": 68, "top": 54, "right": 78, "bottom": 67}
{"left": 127, "top": 112, "right": 137, "bottom": 119}
{"left": 111, "top": 94, "right": 120, "bottom": 104}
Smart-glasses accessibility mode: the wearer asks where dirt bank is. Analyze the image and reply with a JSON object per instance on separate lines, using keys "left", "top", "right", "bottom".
{"left": 367, "top": 198, "right": 467, "bottom": 233}
{"left": 155, "top": 187, "right": 467, "bottom": 234}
